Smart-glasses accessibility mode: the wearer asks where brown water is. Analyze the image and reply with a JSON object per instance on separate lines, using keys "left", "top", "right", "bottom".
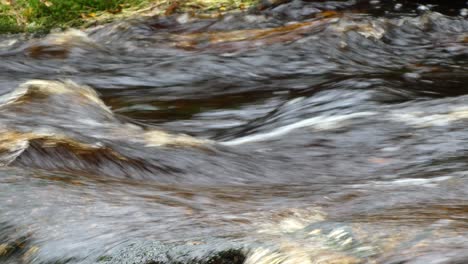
{"left": 1, "top": 1, "right": 468, "bottom": 263}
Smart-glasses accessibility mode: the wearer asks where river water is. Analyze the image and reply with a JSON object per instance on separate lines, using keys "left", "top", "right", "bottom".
{"left": 1, "top": 0, "right": 468, "bottom": 263}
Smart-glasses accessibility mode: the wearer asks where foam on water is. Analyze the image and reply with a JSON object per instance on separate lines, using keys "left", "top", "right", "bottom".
{"left": 221, "top": 112, "right": 376, "bottom": 145}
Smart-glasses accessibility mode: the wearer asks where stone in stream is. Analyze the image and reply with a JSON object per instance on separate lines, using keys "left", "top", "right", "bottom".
{"left": 0, "top": 80, "right": 223, "bottom": 183}
{"left": 97, "top": 240, "right": 246, "bottom": 264}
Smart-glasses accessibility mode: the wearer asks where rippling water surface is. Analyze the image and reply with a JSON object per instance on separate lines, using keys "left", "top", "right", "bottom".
{"left": 1, "top": 1, "right": 468, "bottom": 263}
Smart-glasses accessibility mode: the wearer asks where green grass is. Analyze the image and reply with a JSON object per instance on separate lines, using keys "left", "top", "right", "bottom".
{"left": 0, "top": 0, "right": 147, "bottom": 33}
{"left": 0, "top": 2, "right": 21, "bottom": 33}
{"left": 0, "top": 0, "right": 258, "bottom": 34}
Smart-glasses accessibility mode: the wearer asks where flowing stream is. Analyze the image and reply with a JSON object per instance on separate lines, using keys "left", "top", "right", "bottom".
{"left": 1, "top": 0, "right": 468, "bottom": 263}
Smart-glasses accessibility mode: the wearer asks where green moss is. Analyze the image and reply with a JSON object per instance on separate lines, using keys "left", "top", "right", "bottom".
{"left": 0, "top": 0, "right": 259, "bottom": 34}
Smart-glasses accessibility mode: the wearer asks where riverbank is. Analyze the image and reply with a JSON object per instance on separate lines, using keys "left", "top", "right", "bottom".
{"left": 0, "top": 0, "right": 259, "bottom": 33}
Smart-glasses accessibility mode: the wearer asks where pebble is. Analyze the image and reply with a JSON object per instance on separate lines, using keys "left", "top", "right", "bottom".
{"left": 403, "top": 72, "right": 421, "bottom": 80}
{"left": 460, "top": 8, "right": 468, "bottom": 16}
{"left": 417, "top": 5, "right": 430, "bottom": 11}
{"left": 176, "top": 13, "right": 191, "bottom": 24}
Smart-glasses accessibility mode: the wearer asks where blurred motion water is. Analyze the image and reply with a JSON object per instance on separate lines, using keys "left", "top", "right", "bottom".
{"left": 1, "top": 0, "right": 468, "bottom": 263}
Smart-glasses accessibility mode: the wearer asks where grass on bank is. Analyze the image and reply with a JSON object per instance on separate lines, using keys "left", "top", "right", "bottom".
{"left": 0, "top": 0, "right": 258, "bottom": 33}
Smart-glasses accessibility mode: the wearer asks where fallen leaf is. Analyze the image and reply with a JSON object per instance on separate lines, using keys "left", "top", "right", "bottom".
{"left": 38, "top": 0, "right": 52, "bottom": 7}
{"left": 165, "top": 1, "right": 179, "bottom": 15}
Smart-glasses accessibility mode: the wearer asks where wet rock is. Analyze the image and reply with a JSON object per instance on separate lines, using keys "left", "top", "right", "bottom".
{"left": 25, "top": 29, "right": 101, "bottom": 59}
{"left": 99, "top": 240, "right": 246, "bottom": 264}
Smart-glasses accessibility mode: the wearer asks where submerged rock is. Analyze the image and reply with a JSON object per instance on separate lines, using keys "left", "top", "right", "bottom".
{"left": 99, "top": 240, "right": 246, "bottom": 264}
{"left": 0, "top": 80, "right": 220, "bottom": 182}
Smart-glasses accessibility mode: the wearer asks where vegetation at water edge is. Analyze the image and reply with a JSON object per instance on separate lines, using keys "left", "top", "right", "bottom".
{"left": 0, "top": 0, "right": 258, "bottom": 33}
